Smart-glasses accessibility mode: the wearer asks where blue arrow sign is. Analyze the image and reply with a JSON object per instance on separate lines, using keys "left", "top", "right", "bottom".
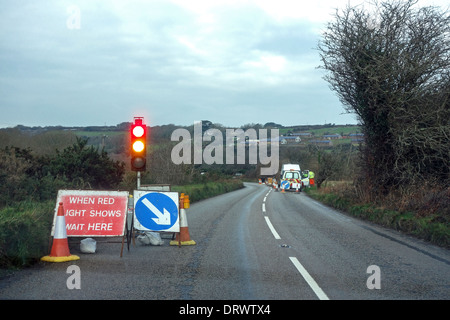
{"left": 280, "top": 180, "right": 290, "bottom": 189}
{"left": 134, "top": 192, "right": 179, "bottom": 232}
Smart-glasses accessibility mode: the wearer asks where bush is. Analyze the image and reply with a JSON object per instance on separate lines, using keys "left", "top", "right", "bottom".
{"left": 0, "top": 138, "right": 125, "bottom": 208}
{"left": 318, "top": 0, "right": 450, "bottom": 194}
{"left": 50, "top": 137, "right": 125, "bottom": 190}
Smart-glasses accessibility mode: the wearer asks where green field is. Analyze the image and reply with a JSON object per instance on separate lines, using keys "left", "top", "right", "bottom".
{"left": 280, "top": 125, "right": 361, "bottom": 136}
{"left": 75, "top": 131, "right": 126, "bottom": 137}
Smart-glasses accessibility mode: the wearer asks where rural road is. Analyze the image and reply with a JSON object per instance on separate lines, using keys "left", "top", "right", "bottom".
{"left": 1, "top": 182, "right": 449, "bottom": 302}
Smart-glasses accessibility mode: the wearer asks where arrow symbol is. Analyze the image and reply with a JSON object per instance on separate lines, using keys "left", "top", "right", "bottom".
{"left": 142, "top": 198, "right": 171, "bottom": 225}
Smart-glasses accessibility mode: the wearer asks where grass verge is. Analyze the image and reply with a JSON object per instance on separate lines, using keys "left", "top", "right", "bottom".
{"left": 305, "top": 187, "right": 449, "bottom": 248}
{"left": 172, "top": 179, "right": 244, "bottom": 203}
{"left": 0, "top": 201, "right": 54, "bottom": 268}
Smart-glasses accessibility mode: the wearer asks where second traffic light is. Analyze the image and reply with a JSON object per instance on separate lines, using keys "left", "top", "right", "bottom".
{"left": 131, "top": 117, "right": 147, "bottom": 171}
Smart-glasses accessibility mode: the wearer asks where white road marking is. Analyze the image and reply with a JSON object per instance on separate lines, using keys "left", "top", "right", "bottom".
{"left": 262, "top": 186, "right": 329, "bottom": 300}
{"left": 289, "top": 257, "right": 330, "bottom": 300}
{"left": 264, "top": 216, "right": 281, "bottom": 239}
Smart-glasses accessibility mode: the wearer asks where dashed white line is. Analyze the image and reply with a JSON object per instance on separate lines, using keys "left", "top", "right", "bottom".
{"left": 289, "top": 257, "right": 329, "bottom": 300}
{"left": 262, "top": 189, "right": 269, "bottom": 214}
{"left": 261, "top": 187, "right": 329, "bottom": 300}
{"left": 264, "top": 216, "right": 281, "bottom": 239}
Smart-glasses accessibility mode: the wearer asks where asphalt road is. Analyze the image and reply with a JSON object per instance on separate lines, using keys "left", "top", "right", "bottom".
{"left": 0, "top": 182, "right": 449, "bottom": 301}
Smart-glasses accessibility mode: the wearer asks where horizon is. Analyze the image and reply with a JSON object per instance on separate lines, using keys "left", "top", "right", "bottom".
{"left": 2, "top": 120, "right": 361, "bottom": 130}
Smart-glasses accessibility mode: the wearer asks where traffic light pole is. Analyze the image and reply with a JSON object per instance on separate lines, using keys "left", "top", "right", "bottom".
{"left": 137, "top": 171, "right": 141, "bottom": 189}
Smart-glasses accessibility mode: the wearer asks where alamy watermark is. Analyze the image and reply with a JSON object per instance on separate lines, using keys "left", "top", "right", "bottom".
{"left": 170, "top": 121, "right": 279, "bottom": 176}
{"left": 66, "top": 5, "right": 81, "bottom": 30}
{"left": 66, "top": 265, "right": 81, "bottom": 289}
{"left": 65, "top": 263, "right": 381, "bottom": 291}
{"left": 366, "top": 265, "right": 381, "bottom": 290}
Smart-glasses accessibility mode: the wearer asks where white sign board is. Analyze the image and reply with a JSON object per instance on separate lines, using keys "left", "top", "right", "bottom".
{"left": 133, "top": 191, "right": 180, "bottom": 232}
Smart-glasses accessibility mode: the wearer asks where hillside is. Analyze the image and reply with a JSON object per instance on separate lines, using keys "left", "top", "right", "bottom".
{"left": 0, "top": 122, "right": 361, "bottom": 156}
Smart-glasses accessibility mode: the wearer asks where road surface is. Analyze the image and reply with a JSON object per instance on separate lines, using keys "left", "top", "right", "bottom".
{"left": 1, "top": 182, "right": 449, "bottom": 301}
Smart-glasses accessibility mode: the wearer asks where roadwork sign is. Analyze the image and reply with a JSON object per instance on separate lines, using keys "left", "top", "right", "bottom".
{"left": 52, "top": 190, "right": 129, "bottom": 237}
{"left": 280, "top": 180, "right": 290, "bottom": 189}
{"left": 134, "top": 191, "right": 180, "bottom": 232}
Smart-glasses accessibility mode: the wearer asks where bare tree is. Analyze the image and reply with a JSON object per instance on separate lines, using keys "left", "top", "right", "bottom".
{"left": 318, "top": 0, "right": 450, "bottom": 193}
{"left": 147, "top": 143, "right": 195, "bottom": 185}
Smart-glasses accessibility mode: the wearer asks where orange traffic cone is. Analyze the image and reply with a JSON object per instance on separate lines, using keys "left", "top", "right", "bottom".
{"left": 170, "top": 194, "right": 196, "bottom": 246}
{"left": 41, "top": 202, "right": 80, "bottom": 262}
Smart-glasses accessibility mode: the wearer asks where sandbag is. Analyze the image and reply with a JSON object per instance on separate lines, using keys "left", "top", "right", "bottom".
{"left": 80, "top": 237, "right": 97, "bottom": 253}
{"left": 137, "top": 232, "right": 164, "bottom": 246}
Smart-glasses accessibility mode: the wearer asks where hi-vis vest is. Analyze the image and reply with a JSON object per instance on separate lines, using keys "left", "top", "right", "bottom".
{"left": 309, "top": 171, "right": 315, "bottom": 179}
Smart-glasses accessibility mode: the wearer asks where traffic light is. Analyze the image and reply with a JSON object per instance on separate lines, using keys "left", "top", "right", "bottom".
{"left": 130, "top": 117, "right": 147, "bottom": 171}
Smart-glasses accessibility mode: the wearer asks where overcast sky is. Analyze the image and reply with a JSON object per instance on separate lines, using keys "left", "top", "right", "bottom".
{"left": 0, "top": 0, "right": 447, "bottom": 128}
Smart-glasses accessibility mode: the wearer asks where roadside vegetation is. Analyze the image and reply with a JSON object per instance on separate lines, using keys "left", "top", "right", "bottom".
{"left": 172, "top": 180, "right": 244, "bottom": 204}
{"left": 305, "top": 184, "right": 449, "bottom": 248}
{"left": 0, "top": 201, "right": 54, "bottom": 268}
{"left": 310, "top": 0, "right": 449, "bottom": 248}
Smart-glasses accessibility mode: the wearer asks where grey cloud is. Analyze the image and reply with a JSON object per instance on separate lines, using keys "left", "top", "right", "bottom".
{"left": 0, "top": 0, "right": 357, "bottom": 127}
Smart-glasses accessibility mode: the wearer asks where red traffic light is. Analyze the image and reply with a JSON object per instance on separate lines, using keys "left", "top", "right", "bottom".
{"left": 131, "top": 117, "right": 147, "bottom": 171}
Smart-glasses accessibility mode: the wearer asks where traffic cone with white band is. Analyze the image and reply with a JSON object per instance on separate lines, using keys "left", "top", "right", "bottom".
{"left": 41, "top": 202, "right": 80, "bottom": 262}
{"left": 170, "top": 194, "right": 196, "bottom": 246}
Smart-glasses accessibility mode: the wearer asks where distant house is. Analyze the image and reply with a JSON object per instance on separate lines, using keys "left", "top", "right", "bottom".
{"left": 323, "top": 134, "right": 342, "bottom": 140}
{"left": 280, "top": 136, "right": 301, "bottom": 144}
{"left": 310, "top": 139, "right": 333, "bottom": 146}
{"left": 349, "top": 133, "right": 364, "bottom": 137}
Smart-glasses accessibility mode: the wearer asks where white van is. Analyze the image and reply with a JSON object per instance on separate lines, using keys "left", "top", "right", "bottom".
{"left": 279, "top": 164, "right": 303, "bottom": 192}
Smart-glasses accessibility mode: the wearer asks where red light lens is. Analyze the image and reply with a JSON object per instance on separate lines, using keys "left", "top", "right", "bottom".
{"left": 132, "top": 126, "right": 145, "bottom": 138}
